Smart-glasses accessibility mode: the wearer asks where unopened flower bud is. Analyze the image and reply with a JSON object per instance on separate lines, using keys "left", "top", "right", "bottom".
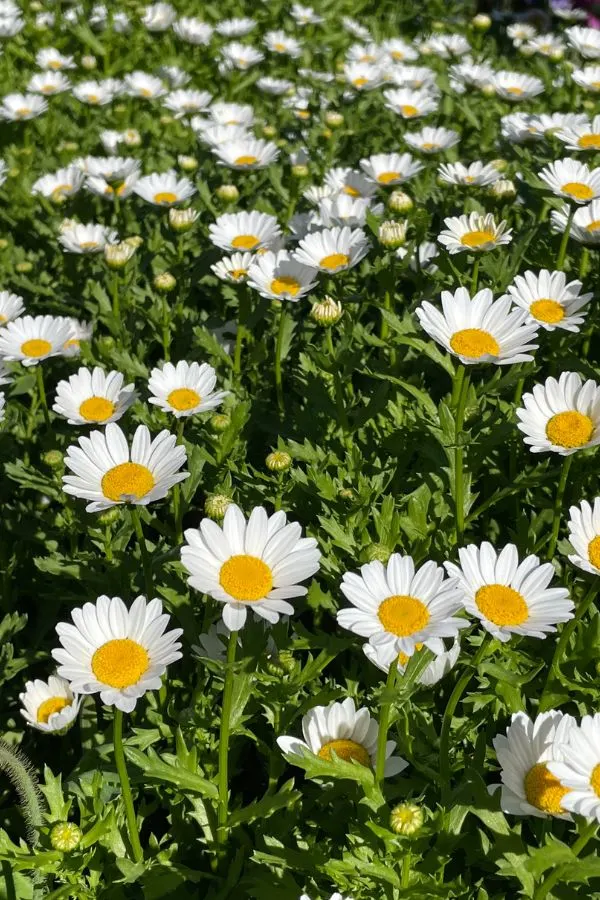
{"left": 114, "top": 103, "right": 127, "bottom": 115}
{"left": 58, "top": 141, "right": 78, "bottom": 153}
{"left": 364, "top": 543, "right": 391, "bottom": 564}
{"left": 292, "top": 164, "right": 309, "bottom": 178}
{"left": 124, "top": 235, "right": 143, "bottom": 249}
{"left": 266, "top": 450, "right": 292, "bottom": 471}
{"left": 488, "top": 178, "right": 516, "bottom": 199}
{"left": 216, "top": 184, "right": 239, "bottom": 202}
{"left": 159, "top": 114, "right": 174, "bottom": 126}
{"left": 154, "top": 272, "right": 176, "bottom": 292}
{"left": 104, "top": 241, "right": 135, "bottom": 269}
{"left": 210, "top": 412, "right": 231, "bottom": 432}
{"left": 15, "top": 262, "right": 33, "bottom": 273}
{"left": 177, "top": 154, "right": 198, "bottom": 172}
{"left": 204, "top": 494, "right": 232, "bottom": 520}
{"left": 311, "top": 296, "right": 343, "bottom": 326}
{"left": 265, "top": 649, "right": 295, "bottom": 676}
{"left": 491, "top": 158, "right": 508, "bottom": 171}
{"left": 0, "top": 239, "right": 9, "bottom": 250}
{"left": 325, "top": 111, "right": 344, "bottom": 128}
{"left": 97, "top": 506, "right": 121, "bottom": 526}
{"left": 168, "top": 208, "right": 199, "bottom": 233}
{"left": 379, "top": 219, "right": 407, "bottom": 249}
{"left": 388, "top": 190, "right": 413, "bottom": 213}
{"left": 43, "top": 450, "right": 64, "bottom": 471}
{"left": 124, "top": 129, "right": 141, "bottom": 147}
{"left": 390, "top": 802, "right": 424, "bottom": 836}
{"left": 481, "top": 83, "right": 496, "bottom": 97}
{"left": 50, "top": 821, "right": 82, "bottom": 852}
{"left": 472, "top": 13, "right": 491, "bottom": 30}
{"left": 81, "top": 55, "right": 97, "bottom": 70}
{"left": 262, "top": 125, "right": 277, "bottom": 138}
{"left": 321, "top": 127, "right": 333, "bottom": 140}
{"left": 338, "top": 487, "right": 356, "bottom": 501}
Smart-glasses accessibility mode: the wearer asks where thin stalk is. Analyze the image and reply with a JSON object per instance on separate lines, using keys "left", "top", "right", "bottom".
{"left": 274, "top": 303, "right": 287, "bottom": 416}
{"left": 113, "top": 708, "right": 143, "bottom": 864}
{"left": 579, "top": 246, "right": 590, "bottom": 280}
{"left": 471, "top": 256, "right": 480, "bottom": 295}
{"left": 401, "top": 850, "right": 411, "bottom": 888}
{"left": 375, "top": 662, "right": 398, "bottom": 784}
{"left": 233, "top": 288, "right": 249, "bottom": 375}
{"left": 130, "top": 507, "right": 153, "bottom": 599}
{"left": 533, "top": 820, "right": 598, "bottom": 900}
{"left": 325, "top": 328, "right": 349, "bottom": 432}
{"left": 35, "top": 366, "right": 50, "bottom": 428}
{"left": 556, "top": 204, "right": 575, "bottom": 271}
{"left": 162, "top": 293, "right": 170, "bottom": 361}
{"left": 546, "top": 455, "right": 573, "bottom": 562}
{"left": 453, "top": 365, "right": 469, "bottom": 546}
{"left": 217, "top": 630, "right": 238, "bottom": 843}
{"left": 172, "top": 419, "right": 185, "bottom": 543}
{"left": 111, "top": 272, "right": 120, "bottom": 320}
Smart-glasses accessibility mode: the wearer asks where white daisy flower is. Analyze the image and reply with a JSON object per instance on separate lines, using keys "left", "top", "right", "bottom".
{"left": 549, "top": 714, "right": 600, "bottom": 822}
{"left": 445, "top": 543, "right": 573, "bottom": 642}
{"left": 62, "top": 422, "right": 188, "bottom": 512}
{"left": 0, "top": 315, "right": 72, "bottom": 367}
{"left": 58, "top": 222, "right": 118, "bottom": 254}
{"left": 141, "top": 2, "right": 176, "bottom": 31}
{"left": 216, "top": 17, "right": 256, "bottom": 37}
{"left": 31, "top": 166, "right": 85, "bottom": 201}
{"left": 507, "top": 23, "right": 537, "bottom": 44}
{"left": 344, "top": 62, "right": 384, "bottom": 91}
{"left": 323, "top": 167, "right": 377, "bottom": 200}
{"left": 567, "top": 498, "right": 600, "bottom": 574}
{"left": 72, "top": 80, "right": 119, "bottom": 106}
{"left": 551, "top": 199, "right": 600, "bottom": 244}
{"left": 448, "top": 61, "right": 495, "bottom": 91}
{"left": 208, "top": 102, "right": 255, "bottom": 128}
{"left": 501, "top": 112, "right": 541, "bottom": 144}
{"left": 317, "top": 194, "right": 382, "bottom": 229}
{"left": 62, "top": 319, "right": 93, "bottom": 357}
{"left": 27, "top": 71, "right": 70, "bottom": 95}
{"left": 383, "top": 87, "right": 438, "bottom": 118}
{"left": 396, "top": 240, "right": 439, "bottom": 272}
{"left": 381, "top": 37, "right": 418, "bottom": 62}
{"left": 388, "top": 64, "right": 437, "bottom": 89}
{"left": 346, "top": 41, "right": 383, "bottom": 64}
{"left": 277, "top": 697, "right": 407, "bottom": 778}
{"left": 256, "top": 76, "right": 294, "bottom": 95}
{"left": 363, "top": 638, "right": 461, "bottom": 686}
{"left": 492, "top": 711, "right": 576, "bottom": 818}
{"left": 247, "top": 250, "right": 318, "bottom": 301}
{"left": 162, "top": 89, "right": 212, "bottom": 117}
{"left": 133, "top": 171, "right": 195, "bottom": 207}
{"left": 290, "top": 3, "right": 323, "bottom": 25}
{"left": 264, "top": 30, "right": 302, "bottom": 57}
{"left": 220, "top": 42, "right": 264, "bottom": 71}
{"left": 492, "top": 71, "right": 544, "bottom": 100}
{"left": 359, "top": 152, "right": 423, "bottom": 186}
{"left": 36, "top": 48, "right": 75, "bottom": 70}
{"left": 181, "top": 504, "right": 320, "bottom": 631}
{"left": 566, "top": 25, "right": 600, "bottom": 58}
{"left": 342, "top": 16, "right": 371, "bottom": 41}
{"left": 572, "top": 64, "right": 600, "bottom": 92}
{"left": 556, "top": 115, "right": 600, "bottom": 151}
{"left": 503, "top": 269, "right": 592, "bottom": 332}
{"left": 53, "top": 366, "right": 136, "bottom": 426}
{"left": 438, "top": 161, "right": 501, "bottom": 187}
{"left": 517, "top": 372, "right": 600, "bottom": 455}
{"left": 404, "top": 126, "right": 460, "bottom": 153}
{"left": 209, "top": 211, "right": 281, "bottom": 253}
{"left": 147, "top": 360, "right": 229, "bottom": 418}
{"left": 539, "top": 158, "right": 600, "bottom": 204}
{"left": 210, "top": 252, "right": 254, "bottom": 283}
{"left": 172, "top": 17, "right": 213, "bottom": 45}
{"left": 0, "top": 93, "right": 48, "bottom": 121}
{"left": 438, "top": 212, "right": 512, "bottom": 254}
{"left": 198, "top": 123, "right": 251, "bottom": 147}
{"left": 212, "top": 138, "right": 279, "bottom": 171}
{"left": 19, "top": 676, "right": 81, "bottom": 734}
{"left": 0, "top": 291, "right": 25, "bottom": 325}
{"left": 423, "top": 33, "right": 470, "bottom": 58}
{"left": 293, "top": 225, "right": 370, "bottom": 274}
{"left": 52, "top": 595, "right": 182, "bottom": 713}
{"left": 123, "top": 71, "right": 166, "bottom": 99}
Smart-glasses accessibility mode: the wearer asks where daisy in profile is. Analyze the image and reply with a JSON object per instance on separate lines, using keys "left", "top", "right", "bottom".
{"left": 53, "top": 367, "right": 136, "bottom": 425}
{"left": 247, "top": 250, "right": 318, "bottom": 301}
{"left": 567, "top": 498, "right": 600, "bottom": 574}
{"left": 438, "top": 161, "right": 500, "bottom": 187}
{"left": 220, "top": 42, "right": 264, "bottom": 71}
{"left": 0, "top": 291, "right": 25, "bottom": 325}
{"left": 565, "top": 25, "right": 600, "bottom": 58}
{"left": 209, "top": 211, "right": 281, "bottom": 253}
{"left": 52, "top": 595, "right": 182, "bottom": 713}
{"left": 163, "top": 89, "right": 212, "bottom": 117}
{"left": 0, "top": 315, "right": 72, "bottom": 366}
{"left": 324, "top": 167, "right": 377, "bottom": 200}
{"left": 318, "top": 195, "right": 382, "bottom": 229}
{"left": 551, "top": 200, "right": 600, "bottom": 244}
{"left": 0, "top": 93, "right": 48, "bottom": 121}
{"left": 503, "top": 269, "right": 592, "bottom": 332}
{"left": 572, "top": 65, "right": 600, "bottom": 92}
{"left": 344, "top": 62, "right": 383, "bottom": 91}
{"left": 359, "top": 152, "right": 423, "bottom": 186}
{"left": 516, "top": 372, "right": 600, "bottom": 455}
{"left": 142, "top": 2, "right": 176, "bottom": 31}
{"left": 416, "top": 288, "right": 538, "bottom": 366}
{"left": 438, "top": 212, "right": 512, "bottom": 254}
{"left": 404, "top": 126, "right": 460, "bottom": 154}
{"left": 123, "top": 71, "right": 166, "bottom": 99}
{"left": 216, "top": 17, "right": 256, "bottom": 37}
{"left": 549, "top": 714, "right": 600, "bottom": 822}
{"left": 539, "top": 158, "right": 600, "bottom": 204}
{"left": 492, "top": 71, "right": 544, "bottom": 100}
{"left": 264, "top": 30, "right": 302, "bottom": 57}
{"left": 27, "top": 71, "right": 70, "bottom": 95}
{"left": 173, "top": 16, "right": 213, "bottom": 44}
{"left": 501, "top": 112, "right": 541, "bottom": 144}
{"left": 133, "top": 171, "right": 196, "bottom": 207}
{"left": 58, "top": 222, "right": 118, "bottom": 254}
{"left": 62, "top": 422, "right": 188, "bottom": 512}
{"left": 31, "top": 166, "right": 85, "bottom": 202}
{"left": 290, "top": 3, "right": 323, "bottom": 25}
{"left": 445, "top": 543, "right": 573, "bottom": 642}
{"left": 148, "top": 360, "right": 229, "bottom": 418}
{"left": 363, "top": 638, "right": 461, "bottom": 686}
{"left": 277, "top": 698, "right": 407, "bottom": 778}
{"left": 492, "top": 712, "right": 575, "bottom": 818}
{"left": 181, "top": 504, "right": 320, "bottom": 631}
{"left": 424, "top": 33, "right": 470, "bottom": 58}
{"left": 293, "top": 226, "right": 370, "bottom": 274}
{"left": 337, "top": 554, "right": 466, "bottom": 658}
{"left": 212, "top": 138, "right": 279, "bottom": 171}
{"left": 389, "top": 64, "right": 437, "bottom": 90}
{"left": 256, "top": 76, "right": 294, "bottom": 95}
{"left": 556, "top": 115, "right": 600, "bottom": 151}
{"left": 36, "top": 48, "right": 75, "bottom": 70}
{"left": 210, "top": 252, "right": 254, "bottom": 283}
{"left": 73, "top": 80, "right": 119, "bottom": 106}
{"left": 19, "top": 675, "right": 81, "bottom": 734}
{"left": 208, "top": 102, "right": 255, "bottom": 128}
{"left": 383, "top": 87, "right": 438, "bottom": 118}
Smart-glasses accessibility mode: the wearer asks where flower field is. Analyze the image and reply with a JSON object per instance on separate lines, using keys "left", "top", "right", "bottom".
{"left": 3, "top": 0, "right": 600, "bottom": 897}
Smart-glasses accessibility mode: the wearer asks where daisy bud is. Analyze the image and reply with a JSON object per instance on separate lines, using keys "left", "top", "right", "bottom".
{"left": 389, "top": 190, "right": 413, "bottom": 213}
{"left": 364, "top": 543, "right": 391, "bottom": 564}
{"left": 266, "top": 450, "right": 292, "bottom": 471}
{"left": 30, "top": 0, "right": 42, "bottom": 8}
{"left": 204, "top": 493, "right": 232, "bottom": 520}
{"left": 58, "top": 141, "right": 79, "bottom": 153}
{"left": 210, "top": 412, "right": 231, "bottom": 432}
{"left": 168, "top": 208, "right": 199, "bottom": 233}
{"left": 262, "top": 125, "right": 277, "bottom": 138}
{"left": 8, "top": 168, "right": 19, "bottom": 178}
{"left": 550, "top": 49, "right": 564, "bottom": 62}
{"left": 491, "top": 159, "right": 508, "bottom": 171}
{"left": 310, "top": 296, "right": 343, "bottom": 326}
{"left": 0, "top": 239, "right": 8, "bottom": 250}
{"left": 50, "top": 822, "right": 82, "bottom": 852}
{"left": 432, "top": 19, "right": 445, "bottom": 29}
{"left": 43, "top": 450, "right": 64, "bottom": 471}
{"left": 114, "top": 103, "right": 127, "bottom": 115}
{"left": 339, "top": 488, "right": 356, "bottom": 501}
{"left": 583, "top": 99, "right": 596, "bottom": 112}
{"left": 216, "top": 184, "right": 239, "bottom": 202}
{"left": 124, "top": 130, "right": 141, "bottom": 147}
{"left": 97, "top": 507, "right": 121, "bottom": 526}
{"left": 481, "top": 83, "right": 497, "bottom": 97}
{"left": 379, "top": 220, "right": 407, "bottom": 249}
{"left": 265, "top": 649, "right": 295, "bottom": 676}
{"left": 104, "top": 242, "right": 136, "bottom": 270}
{"left": 471, "top": 13, "right": 491, "bottom": 30}
{"left": 390, "top": 802, "right": 424, "bottom": 836}
{"left": 321, "top": 128, "right": 333, "bottom": 140}
{"left": 488, "top": 178, "right": 516, "bottom": 200}
{"left": 292, "top": 164, "right": 309, "bottom": 178}
{"left": 177, "top": 155, "right": 198, "bottom": 172}
{"left": 160, "top": 115, "right": 174, "bottom": 126}
{"left": 124, "top": 235, "right": 144, "bottom": 249}
{"left": 325, "top": 111, "right": 344, "bottom": 128}
{"left": 81, "top": 55, "right": 97, "bottom": 70}
{"left": 154, "top": 272, "right": 176, "bottom": 293}
{"left": 15, "top": 262, "right": 33, "bottom": 274}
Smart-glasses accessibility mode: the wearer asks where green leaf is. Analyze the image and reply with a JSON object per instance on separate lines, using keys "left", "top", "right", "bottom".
{"left": 124, "top": 747, "right": 218, "bottom": 800}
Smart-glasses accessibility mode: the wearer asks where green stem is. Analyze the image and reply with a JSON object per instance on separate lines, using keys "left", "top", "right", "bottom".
{"left": 453, "top": 365, "right": 469, "bottom": 546}
{"left": 557, "top": 205, "right": 575, "bottom": 271}
{"left": 274, "top": 303, "right": 287, "bottom": 416}
{"left": 471, "top": 256, "right": 480, "bottom": 295}
{"left": 546, "top": 455, "right": 573, "bottom": 562}
{"left": 325, "top": 328, "right": 349, "bottom": 432}
{"left": 579, "top": 246, "right": 590, "bottom": 280}
{"left": 401, "top": 849, "right": 411, "bottom": 888}
{"left": 375, "top": 662, "right": 398, "bottom": 784}
{"left": 35, "top": 365, "right": 50, "bottom": 429}
{"left": 111, "top": 272, "right": 120, "bottom": 320}
{"left": 217, "top": 630, "right": 238, "bottom": 842}
{"left": 172, "top": 420, "right": 185, "bottom": 543}
{"left": 162, "top": 293, "right": 170, "bottom": 361}
{"left": 533, "top": 821, "right": 598, "bottom": 900}
{"left": 113, "top": 708, "right": 143, "bottom": 864}
{"left": 130, "top": 507, "right": 153, "bottom": 598}
{"left": 233, "top": 288, "right": 249, "bottom": 375}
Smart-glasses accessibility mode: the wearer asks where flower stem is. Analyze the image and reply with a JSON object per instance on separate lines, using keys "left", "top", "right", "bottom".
{"left": 533, "top": 820, "right": 598, "bottom": 900}
{"left": 162, "top": 293, "right": 170, "bottom": 361}
{"left": 471, "top": 256, "right": 480, "bottom": 295}
{"left": 546, "top": 455, "right": 573, "bottom": 562}
{"left": 375, "top": 661, "right": 398, "bottom": 784}
{"left": 35, "top": 365, "right": 50, "bottom": 429}
{"left": 111, "top": 272, "right": 120, "bottom": 320}
{"left": 274, "top": 303, "right": 287, "bottom": 416}
{"left": 130, "top": 507, "right": 153, "bottom": 598}
{"left": 452, "top": 365, "right": 469, "bottom": 546}
{"left": 113, "top": 708, "right": 143, "bottom": 864}
{"left": 325, "top": 328, "right": 349, "bottom": 432}
{"left": 233, "top": 288, "right": 249, "bottom": 375}
{"left": 401, "top": 849, "right": 411, "bottom": 887}
{"left": 172, "top": 420, "right": 185, "bottom": 543}
{"left": 217, "top": 629, "right": 238, "bottom": 842}
{"left": 557, "top": 204, "right": 575, "bottom": 271}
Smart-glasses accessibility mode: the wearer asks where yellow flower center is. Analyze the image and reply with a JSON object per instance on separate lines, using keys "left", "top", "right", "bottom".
{"left": 400, "top": 104, "right": 418, "bottom": 116}
{"left": 234, "top": 155, "right": 259, "bottom": 166}
{"left": 398, "top": 642, "right": 423, "bottom": 668}
{"left": 506, "top": 86, "right": 523, "bottom": 95}
{"left": 591, "top": 763, "right": 600, "bottom": 797}
{"left": 48, "top": 60, "right": 63, "bottom": 70}
{"left": 422, "top": 142, "right": 439, "bottom": 150}
{"left": 219, "top": 554, "right": 273, "bottom": 601}
{"left": 586, "top": 219, "right": 600, "bottom": 232}
{"left": 79, "top": 241, "right": 99, "bottom": 249}
{"left": 296, "top": 110, "right": 310, "bottom": 119}
{"left": 529, "top": 299, "right": 565, "bottom": 324}
{"left": 546, "top": 410, "right": 594, "bottom": 448}
{"left": 378, "top": 594, "right": 430, "bottom": 637}
{"left": 359, "top": 54, "right": 376, "bottom": 62}
{"left": 154, "top": 191, "right": 178, "bottom": 204}
{"left": 377, "top": 171, "right": 400, "bottom": 184}
{"left": 21, "top": 338, "right": 51, "bottom": 358}
{"left": 167, "top": 387, "right": 201, "bottom": 411}
{"left": 41, "top": 86, "right": 56, "bottom": 94}
{"left": 319, "top": 252, "right": 350, "bottom": 270}
{"left": 51, "top": 183, "right": 72, "bottom": 200}
{"left": 475, "top": 584, "right": 528, "bottom": 626}
{"left": 460, "top": 229, "right": 496, "bottom": 248}
{"left": 524, "top": 763, "right": 570, "bottom": 814}
{"left": 91, "top": 638, "right": 149, "bottom": 688}
{"left": 578, "top": 133, "right": 600, "bottom": 149}
{"left": 273, "top": 42, "right": 286, "bottom": 51}
{"left": 16, "top": 107, "right": 32, "bottom": 118}
{"left": 318, "top": 739, "right": 371, "bottom": 767}
{"left": 592, "top": 81, "right": 600, "bottom": 89}
{"left": 232, "top": 234, "right": 260, "bottom": 250}
{"left": 101, "top": 462, "right": 155, "bottom": 502}
{"left": 37, "top": 696, "right": 71, "bottom": 724}
{"left": 450, "top": 327, "right": 499, "bottom": 359}
{"left": 230, "top": 268, "right": 247, "bottom": 280}
{"left": 79, "top": 396, "right": 116, "bottom": 423}
{"left": 140, "top": 88, "right": 153, "bottom": 97}
{"left": 561, "top": 181, "right": 594, "bottom": 201}
{"left": 588, "top": 535, "right": 600, "bottom": 569}
{"left": 391, "top": 50, "right": 404, "bottom": 60}
{"left": 353, "top": 77, "right": 368, "bottom": 87}
{"left": 343, "top": 185, "right": 361, "bottom": 197}
{"left": 270, "top": 276, "right": 301, "bottom": 296}
{"left": 464, "top": 175, "right": 476, "bottom": 184}
{"left": 86, "top": 94, "right": 99, "bottom": 103}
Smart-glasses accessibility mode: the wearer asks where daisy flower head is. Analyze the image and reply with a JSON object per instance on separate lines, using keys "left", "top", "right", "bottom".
{"left": 172, "top": 16, "right": 213, "bottom": 45}
{"left": 388, "top": 64, "right": 437, "bottom": 90}
{"left": 438, "top": 212, "right": 512, "bottom": 254}
{"left": 181, "top": 504, "right": 320, "bottom": 631}
{"left": 567, "top": 498, "right": 600, "bottom": 574}
{"left": 19, "top": 676, "right": 81, "bottom": 734}
{"left": 344, "top": 62, "right": 383, "bottom": 91}
{"left": 551, "top": 200, "right": 600, "bottom": 244}
{"left": 209, "top": 211, "right": 281, "bottom": 253}
{"left": 58, "top": 222, "right": 118, "bottom": 254}
{"left": 363, "top": 638, "right": 461, "bottom": 686}
{"left": 133, "top": 171, "right": 196, "bottom": 207}
{"left": 337, "top": 554, "right": 466, "bottom": 658}
{"left": 220, "top": 42, "right": 264, "bottom": 72}
{"left": 503, "top": 269, "right": 592, "bottom": 332}
{"left": 73, "top": 80, "right": 119, "bottom": 106}
{"left": 256, "top": 76, "right": 294, "bottom": 95}
{"left": 416, "top": 288, "right": 538, "bottom": 366}
{"left": 141, "top": 2, "right": 176, "bottom": 31}
{"left": 277, "top": 697, "right": 407, "bottom": 778}
{"left": 516, "top": 372, "right": 600, "bottom": 455}
{"left": 324, "top": 167, "right": 377, "bottom": 200}
{"left": 423, "top": 33, "right": 470, "bottom": 58}
{"left": 62, "top": 422, "right": 188, "bottom": 512}
{"left": 383, "top": 87, "right": 438, "bottom": 119}
{"left": 318, "top": 194, "right": 382, "bottom": 229}
{"left": 264, "top": 30, "right": 302, "bottom": 58}
{"left": 292, "top": 226, "right": 370, "bottom": 274}
{"left": 438, "top": 161, "right": 501, "bottom": 188}
{"left": 208, "top": 102, "right": 255, "bottom": 128}
{"left": 53, "top": 366, "right": 136, "bottom": 426}
{"left": 212, "top": 138, "right": 279, "bottom": 171}
{"left": 62, "top": 319, "right": 93, "bottom": 358}
{"left": 27, "top": 71, "right": 71, "bottom": 96}
{"left": 0, "top": 291, "right": 25, "bottom": 325}
{"left": 163, "top": 89, "right": 212, "bottom": 117}
{"left": 52, "top": 595, "right": 182, "bottom": 713}
{"left": 404, "top": 126, "right": 460, "bottom": 154}
{"left": 0, "top": 93, "right": 47, "bottom": 121}
{"left": 382, "top": 37, "right": 418, "bottom": 62}
{"left": 31, "top": 166, "right": 85, "bottom": 202}
{"left": 247, "top": 250, "right": 318, "bottom": 301}
{"left": 539, "top": 158, "right": 600, "bottom": 204}
{"left": 198, "top": 123, "right": 251, "bottom": 147}
{"left": 36, "top": 48, "right": 75, "bottom": 70}
{"left": 123, "top": 71, "right": 166, "bottom": 99}
{"left": 501, "top": 112, "right": 541, "bottom": 144}
{"left": 572, "top": 65, "right": 600, "bottom": 92}
{"left": 492, "top": 71, "right": 544, "bottom": 100}
{"left": 556, "top": 115, "right": 600, "bottom": 151}
{"left": 492, "top": 711, "right": 576, "bottom": 818}
{"left": 445, "top": 542, "right": 573, "bottom": 642}
{"left": 216, "top": 17, "right": 256, "bottom": 38}
{"left": 148, "top": 360, "right": 229, "bottom": 418}
{"left": 290, "top": 3, "right": 323, "bottom": 25}
{"left": 549, "top": 714, "right": 600, "bottom": 822}
{"left": 359, "top": 152, "right": 423, "bottom": 186}
{"left": 211, "top": 252, "right": 254, "bottom": 283}
{"left": 566, "top": 26, "right": 600, "bottom": 59}
{"left": 0, "top": 315, "right": 72, "bottom": 367}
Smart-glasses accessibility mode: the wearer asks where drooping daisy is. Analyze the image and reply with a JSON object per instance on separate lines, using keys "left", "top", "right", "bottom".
{"left": 567, "top": 498, "right": 600, "bottom": 574}
{"left": 247, "top": 250, "right": 319, "bottom": 301}
{"left": 123, "top": 71, "right": 166, "bottom": 99}
{"left": 492, "top": 711, "right": 575, "bottom": 818}
{"left": 277, "top": 698, "right": 407, "bottom": 778}
{"left": 503, "top": 269, "right": 592, "bottom": 332}
{"left": 549, "top": 714, "right": 600, "bottom": 822}
{"left": 359, "top": 152, "right": 423, "bottom": 186}
{"left": 62, "top": 422, "right": 188, "bottom": 512}
{"left": 52, "top": 595, "right": 182, "bottom": 713}
{"left": 445, "top": 543, "right": 573, "bottom": 642}
{"left": 0, "top": 315, "right": 72, "bottom": 367}
{"left": 133, "top": 171, "right": 196, "bottom": 207}
{"left": 438, "top": 212, "right": 512, "bottom": 254}
{"left": 363, "top": 638, "right": 461, "bottom": 686}
{"left": 438, "top": 161, "right": 500, "bottom": 187}
{"left": 337, "top": 555, "right": 466, "bottom": 658}
{"left": 566, "top": 25, "right": 600, "bottom": 59}
{"left": 556, "top": 115, "right": 600, "bottom": 151}
{"left": 210, "top": 252, "right": 254, "bottom": 283}
{"left": 172, "top": 17, "right": 213, "bottom": 45}
{"left": 181, "top": 504, "right": 320, "bottom": 631}
{"left": 0, "top": 291, "right": 25, "bottom": 325}
{"left": 19, "top": 676, "right": 81, "bottom": 734}
{"left": 539, "top": 158, "right": 600, "bottom": 204}
{"left": 31, "top": 166, "right": 85, "bottom": 202}
{"left": 293, "top": 226, "right": 370, "bottom": 274}
{"left": 492, "top": 71, "right": 544, "bottom": 100}
{"left": 147, "top": 361, "right": 229, "bottom": 418}
{"left": 209, "top": 211, "right": 281, "bottom": 253}
{"left": 53, "top": 367, "right": 136, "bottom": 426}
{"left": 0, "top": 93, "right": 48, "bottom": 121}
{"left": 383, "top": 87, "right": 438, "bottom": 119}
{"left": 516, "top": 372, "right": 600, "bottom": 455}
{"left": 404, "top": 126, "right": 460, "bottom": 153}
{"left": 58, "top": 222, "right": 118, "bottom": 254}
{"left": 27, "top": 71, "right": 71, "bottom": 96}
{"left": 212, "top": 138, "right": 279, "bottom": 171}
